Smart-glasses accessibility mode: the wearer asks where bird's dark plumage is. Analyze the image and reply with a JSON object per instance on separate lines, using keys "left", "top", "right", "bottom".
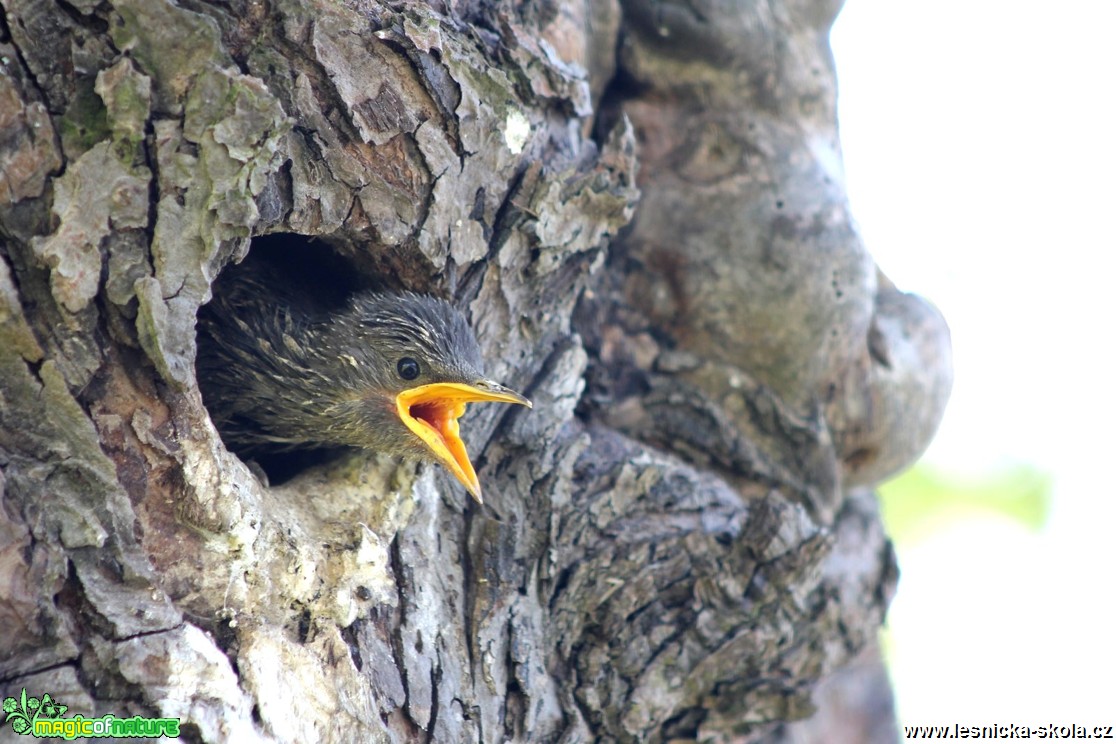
{"left": 195, "top": 257, "right": 529, "bottom": 499}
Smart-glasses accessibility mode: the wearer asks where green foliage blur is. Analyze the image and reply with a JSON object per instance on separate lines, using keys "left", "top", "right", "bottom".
{"left": 878, "top": 465, "right": 1053, "bottom": 546}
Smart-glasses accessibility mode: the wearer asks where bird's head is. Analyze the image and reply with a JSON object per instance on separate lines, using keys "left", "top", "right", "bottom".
{"left": 321, "top": 292, "right": 531, "bottom": 503}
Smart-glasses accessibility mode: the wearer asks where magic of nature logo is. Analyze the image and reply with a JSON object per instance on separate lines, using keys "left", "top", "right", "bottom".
{"left": 3, "top": 688, "right": 180, "bottom": 739}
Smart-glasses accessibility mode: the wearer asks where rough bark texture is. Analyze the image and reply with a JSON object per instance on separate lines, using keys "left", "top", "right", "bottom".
{"left": 0, "top": 0, "right": 951, "bottom": 742}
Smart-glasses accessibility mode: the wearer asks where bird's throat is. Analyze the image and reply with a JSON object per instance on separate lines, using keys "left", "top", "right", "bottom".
{"left": 409, "top": 398, "right": 474, "bottom": 495}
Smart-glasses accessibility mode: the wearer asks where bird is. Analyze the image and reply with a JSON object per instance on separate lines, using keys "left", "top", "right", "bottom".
{"left": 195, "top": 257, "right": 531, "bottom": 503}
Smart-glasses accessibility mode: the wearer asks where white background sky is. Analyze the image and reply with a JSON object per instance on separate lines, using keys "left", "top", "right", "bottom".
{"left": 831, "top": 0, "right": 1116, "bottom": 728}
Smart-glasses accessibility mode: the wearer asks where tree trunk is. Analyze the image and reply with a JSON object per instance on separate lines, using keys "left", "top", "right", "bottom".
{"left": 0, "top": 0, "right": 950, "bottom": 742}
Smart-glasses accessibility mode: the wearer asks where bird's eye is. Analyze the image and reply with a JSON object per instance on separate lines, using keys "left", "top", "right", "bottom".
{"left": 397, "top": 357, "right": 420, "bottom": 380}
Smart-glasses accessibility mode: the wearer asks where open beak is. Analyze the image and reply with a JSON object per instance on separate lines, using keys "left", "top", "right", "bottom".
{"left": 395, "top": 380, "right": 531, "bottom": 503}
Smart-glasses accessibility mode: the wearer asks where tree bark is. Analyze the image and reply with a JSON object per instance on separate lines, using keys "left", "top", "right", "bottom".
{"left": 0, "top": 0, "right": 950, "bottom": 742}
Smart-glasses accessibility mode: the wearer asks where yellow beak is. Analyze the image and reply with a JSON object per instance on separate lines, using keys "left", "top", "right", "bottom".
{"left": 395, "top": 381, "right": 531, "bottom": 503}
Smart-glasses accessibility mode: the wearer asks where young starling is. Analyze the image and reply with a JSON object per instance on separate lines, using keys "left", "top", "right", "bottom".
{"left": 195, "top": 264, "right": 530, "bottom": 502}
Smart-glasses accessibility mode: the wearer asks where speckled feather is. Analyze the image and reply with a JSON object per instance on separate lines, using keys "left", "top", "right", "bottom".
{"left": 196, "top": 269, "right": 488, "bottom": 460}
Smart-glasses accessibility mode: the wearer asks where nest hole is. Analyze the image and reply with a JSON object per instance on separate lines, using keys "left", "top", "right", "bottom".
{"left": 223, "top": 233, "right": 394, "bottom": 303}
{"left": 195, "top": 233, "right": 396, "bottom": 485}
